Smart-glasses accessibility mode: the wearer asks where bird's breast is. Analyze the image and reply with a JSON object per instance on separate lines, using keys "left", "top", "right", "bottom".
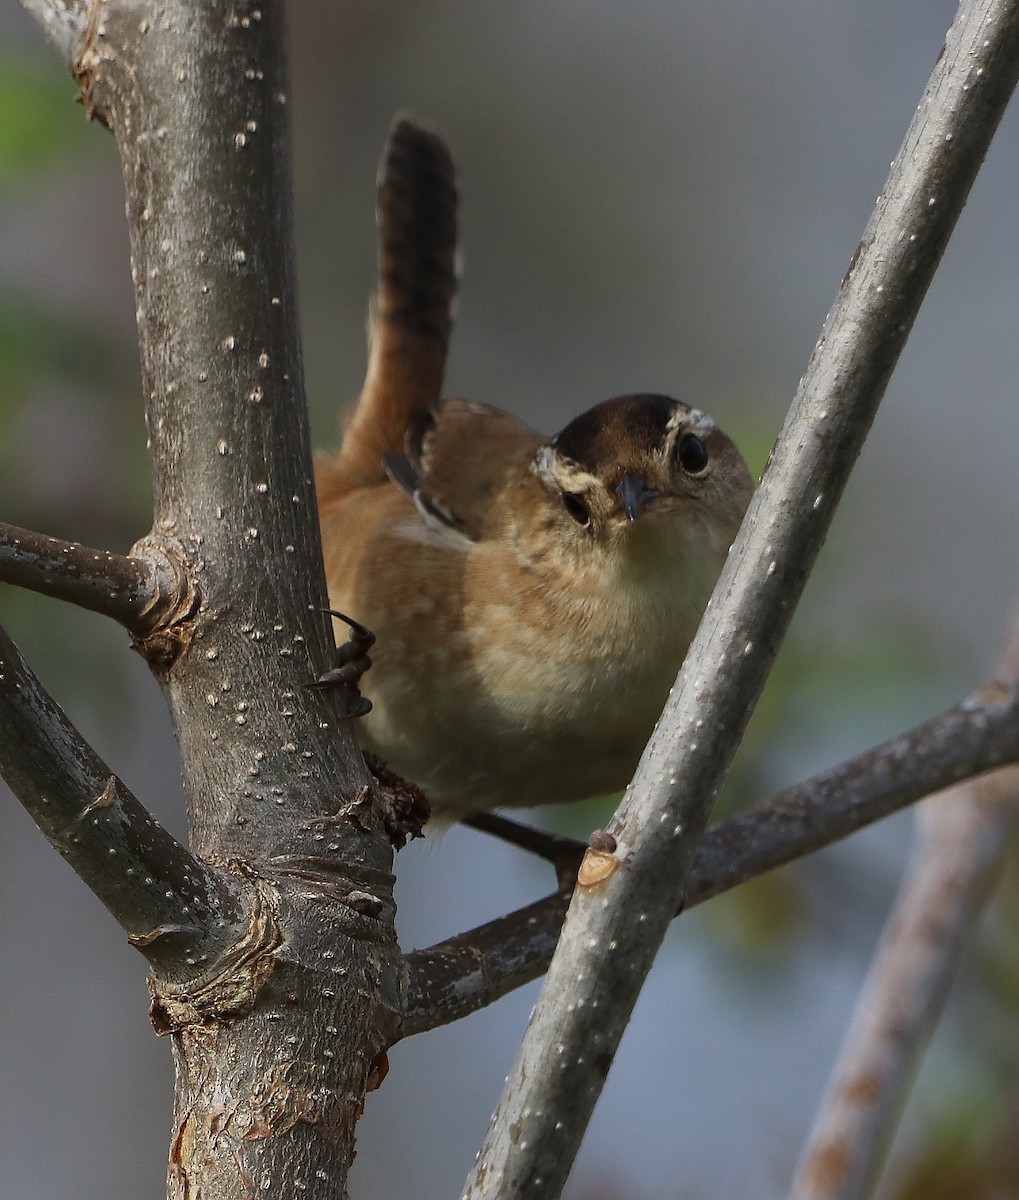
{"left": 328, "top": 494, "right": 723, "bottom": 817}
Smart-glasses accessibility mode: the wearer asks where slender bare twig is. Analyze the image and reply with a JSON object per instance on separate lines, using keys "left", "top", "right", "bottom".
{"left": 0, "top": 522, "right": 167, "bottom": 629}
{"left": 789, "top": 620, "right": 1019, "bottom": 1200}
{"left": 789, "top": 775, "right": 1017, "bottom": 1200}
{"left": 461, "top": 811, "right": 586, "bottom": 883}
{"left": 402, "top": 892, "right": 572, "bottom": 1037}
{"left": 0, "top": 619, "right": 238, "bottom": 979}
{"left": 686, "top": 682, "right": 1019, "bottom": 906}
{"left": 403, "top": 681, "right": 1019, "bottom": 1035}
{"left": 461, "top": 4, "right": 1019, "bottom": 1196}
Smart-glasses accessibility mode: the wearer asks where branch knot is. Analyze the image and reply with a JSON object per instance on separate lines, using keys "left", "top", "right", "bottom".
{"left": 128, "top": 536, "right": 202, "bottom": 673}
{"left": 148, "top": 881, "right": 282, "bottom": 1035}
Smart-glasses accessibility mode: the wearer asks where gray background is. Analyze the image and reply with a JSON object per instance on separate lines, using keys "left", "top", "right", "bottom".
{"left": 1, "top": 2, "right": 1016, "bottom": 1197}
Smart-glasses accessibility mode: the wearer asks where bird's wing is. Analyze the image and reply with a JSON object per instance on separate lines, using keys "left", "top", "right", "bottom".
{"left": 384, "top": 398, "right": 544, "bottom": 542}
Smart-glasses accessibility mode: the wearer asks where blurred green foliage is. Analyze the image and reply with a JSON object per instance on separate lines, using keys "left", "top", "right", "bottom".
{"left": 0, "top": 54, "right": 88, "bottom": 428}
{"left": 892, "top": 1092, "right": 1019, "bottom": 1200}
{"left": 0, "top": 52, "right": 144, "bottom": 734}
{"left": 0, "top": 292, "right": 117, "bottom": 410}
{"left": 0, "top": 55, "right": 83, "bottom": 175}
{"left": 0, "top": 51, "right": 147, "bottom": 532}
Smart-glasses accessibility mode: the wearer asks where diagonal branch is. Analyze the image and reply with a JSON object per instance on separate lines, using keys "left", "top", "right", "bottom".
{"left": 686, "top": 681, "right": 1019, "bottom": 906}
{"left": 788, "top": 621, "right": 1019, "bottom": 1200}
{"left": 402, "top": 680, "right": 1019, "bottom": 1036}
{"left": 461, "top": 4, "right": 1019, "bottom": 1195}
{"left": 18, "top": 0, "right": 88, "bottom": 64}
{"left": 0, "top": 619, "right": 239, "bottom": 981}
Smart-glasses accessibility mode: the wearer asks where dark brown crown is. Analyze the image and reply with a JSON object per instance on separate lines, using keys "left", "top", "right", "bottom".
{"left": 551, "top": 394, "right": 682, "bottom": 471}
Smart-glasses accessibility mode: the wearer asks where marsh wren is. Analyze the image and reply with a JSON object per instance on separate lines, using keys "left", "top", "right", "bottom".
{"left": 316, "top": 119, "right": 754, "bottom": 822}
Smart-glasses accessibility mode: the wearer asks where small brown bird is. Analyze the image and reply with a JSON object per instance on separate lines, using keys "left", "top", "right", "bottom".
{"left": 317, "top": 119, "right": 753, "bottom": 822}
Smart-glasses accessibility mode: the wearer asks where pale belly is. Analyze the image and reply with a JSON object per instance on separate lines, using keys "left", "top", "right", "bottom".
{"left": 354, "top": 574, "right": 698, "bottom": 819}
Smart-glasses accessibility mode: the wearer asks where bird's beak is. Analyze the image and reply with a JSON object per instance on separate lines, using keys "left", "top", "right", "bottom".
{"left": 615, "top": 474, "right": 654, "bottom": 521}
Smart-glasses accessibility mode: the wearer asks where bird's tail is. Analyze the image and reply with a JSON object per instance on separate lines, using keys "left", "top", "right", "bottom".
{"left": 317, "top": 117, "right": 458, "bottom": 503}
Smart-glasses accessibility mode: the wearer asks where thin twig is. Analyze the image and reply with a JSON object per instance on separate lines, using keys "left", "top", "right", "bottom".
{"left": 402, "top": 681, "right": 1019, "bottom": 1036}
{"left": 402, "top": 893, "right": 571, "bottom": 1038}
{"left": 789, "top": 620, "right": 1019, "bottom": 1200}
{"left": 0, "top": 620, "right": 238, "bottom": 980}
{"left": 0, "top": 522, "right": 163, "bottom": 629}
{"left": 461, "top": 5, "right": 1019, "bottom": 1196}
{"left": 462, "top": 811, "right": 585, "bottom": 886}
{"left": 686, "top": 682, "right": 1019, "bottom": 906}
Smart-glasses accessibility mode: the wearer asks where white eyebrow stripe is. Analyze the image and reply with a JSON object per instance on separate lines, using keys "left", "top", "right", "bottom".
{"left": 667, "top": 406, "right": 717, "bottom": 433}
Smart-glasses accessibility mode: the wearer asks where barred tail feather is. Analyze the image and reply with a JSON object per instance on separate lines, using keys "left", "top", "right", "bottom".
{"left": 318, "top": 117, "right": 458, "bottom": 504}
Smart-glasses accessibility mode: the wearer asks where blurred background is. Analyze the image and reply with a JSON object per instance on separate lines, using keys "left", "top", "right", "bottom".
{"left": 1, "top": 2, "right": 1018, "bottom": 1197}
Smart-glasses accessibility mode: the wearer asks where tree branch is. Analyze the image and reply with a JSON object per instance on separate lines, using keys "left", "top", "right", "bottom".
{"left": 17, "top": 6, "right": 407, "bottom": 1197}
{"left": 75, "top": 0, "right": 377, "bottom": 863}
{"left": 461, "top": 4, "right": 1019, "bottom": 1195}
{"left": 402, "top": 680, "right": 1019, "bottom": 1035}
{"left": 402, "top": 892, "right": 571, "bottom": 1039}
{"left": 0, "top": 619, "right": 238, "bottom": 980}
{"left": 18, "top": 0, "right": 88, "bottom": 65}
{"left": 789, "top": 621, "right": 1019, "bottom": 1200}
{"left": 686, "top": 682, "right": 1019, "bottom": 907}
{"left": 790, "top": 774, "right": 1017, "bottom": 1200}
{"left": 0, "top": 521, "right": 180, "bottom": 630}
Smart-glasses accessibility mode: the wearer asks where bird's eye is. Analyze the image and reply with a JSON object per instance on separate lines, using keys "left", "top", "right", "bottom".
{"left": 562, "top": 491, "right": 591, "bottom": 526}
{"left": 676, "top": 432, "right": 709, "bottom": 474}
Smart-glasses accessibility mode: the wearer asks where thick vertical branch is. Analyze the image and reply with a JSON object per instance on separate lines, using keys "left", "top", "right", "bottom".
{"left": 15, "top": 3, "right": 405, "bottom": 1198}
{"left": 78, "top": 0, "right": 371, "bottom": 859}
{"left": 461, "top": 3, "right": 1019, "bottom": 1196}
